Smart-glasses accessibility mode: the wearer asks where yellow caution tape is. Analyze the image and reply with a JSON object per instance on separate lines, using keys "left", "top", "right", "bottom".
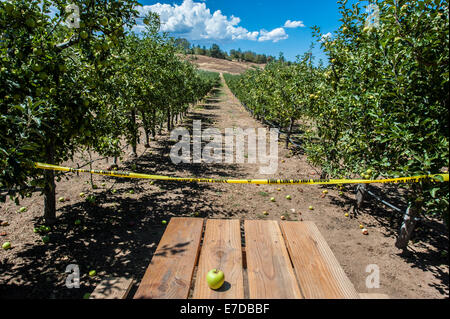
{"left": 34, "top": 162, "right": 449, "bottom": 185}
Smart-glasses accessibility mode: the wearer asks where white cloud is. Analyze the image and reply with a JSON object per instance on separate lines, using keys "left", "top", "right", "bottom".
{"left": 320, "top": 32, "right": 333, "bottom": 42}
{"left": 258, "top": 28, "right": 288, "bottom": 43}
{"left": 136, "top": 0, "right": 290, "bottom": 43}
{"left": 284, "top": 20, "right": 305, "bottom": 28}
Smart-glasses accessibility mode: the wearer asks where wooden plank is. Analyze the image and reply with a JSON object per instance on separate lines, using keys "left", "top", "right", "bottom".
{"left": 192, "top": 219, "right": 244, "bottom": 299}
{"left": 280, "top": 221, "right": 359, "bottom": 299}
{"left": 134, "top": 217, "right": 204, "bottom": 299}
{"left": 359, "top": 293, "right": 389, "bottom": 299}
{"left": 89, "top": 278, "right": 133, "bottom": 299}
{"left": 244, "top": 220, "right": 303, "bottom": 299}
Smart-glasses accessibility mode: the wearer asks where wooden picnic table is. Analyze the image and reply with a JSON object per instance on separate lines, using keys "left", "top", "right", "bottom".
{"left": 133, "top": 218, "right": 362, "bottom": 299}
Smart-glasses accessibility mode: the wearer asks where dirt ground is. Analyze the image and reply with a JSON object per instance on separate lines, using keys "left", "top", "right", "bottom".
{"left": 183, "top": 54, "right": 264, "bottom": 74}
{"left": 0, "top": 75, "right": 448, "bottom": 299}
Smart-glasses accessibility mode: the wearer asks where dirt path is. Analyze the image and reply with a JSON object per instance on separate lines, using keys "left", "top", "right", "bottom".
{"left": 0, "top": 76, "right": 448, "bottom": 299}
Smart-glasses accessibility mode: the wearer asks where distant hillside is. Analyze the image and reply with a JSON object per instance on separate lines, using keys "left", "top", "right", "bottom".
{"left": 182, "top": 54, "right": 265, "bottom": 75}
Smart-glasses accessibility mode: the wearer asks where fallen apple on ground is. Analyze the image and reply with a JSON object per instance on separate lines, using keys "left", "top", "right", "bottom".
{"left": 58, "top": 197, "right": 65, "bottom": 202}
{"left": 322, "top": 190, "right": 328, "bottom": 194}
{"left": 286, "top": 195, "right": 292, "bottom": 200}
{"left": 362, "top": 229, "right": 369, "bottom": 235}
{"left": 360, "top": 225, "right": 364, "bottom": 229}
{"left": 79, "top": 192, "right": 85, "bottom": 198}
{"left": 162, "top": 220, "right": 167, "bottom": 225}
{"left": 206, "top": 269, "right": 225, "bottom": 290}
{"left": 89, "top": 270, "right": 96, "bottom": 277}
{"left": 87, "top": 195, "right": 96, "bottom": 204}
{"left": 270, "top": 197, "right": 276, "bottom": 202}
{"left": 19, "top": 207, "right": 27, "bottom": 213}
{"left": 309, "top": 206, "right": 314, "bottom": 210}
{"left": 263, "top": 211, "right": 269, "bottom": 216}
{"left": 280, "top": 216, "right": 286, "bottom": 221}
{"left": 2, "top": 242, "right": 11, "bottom": 250}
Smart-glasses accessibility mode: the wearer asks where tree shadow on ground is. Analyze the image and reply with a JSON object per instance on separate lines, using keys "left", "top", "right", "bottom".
{"left": 327, "top": 183, "right": 449, "bottom": 295}
{"left": 0, "top": 89, "right": 254, "bottom": 299}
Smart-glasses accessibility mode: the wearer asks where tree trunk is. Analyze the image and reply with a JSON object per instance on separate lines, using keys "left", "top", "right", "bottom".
{"left": 356, "top": 183, "right": 367, "bottom": 210}
{"left": 88, "top": 148, "right": 94, "bottom": 187}
{"left": 43, "top": 142, "right": 56, "bottom": 225}
{"left": 285, "top": 117, "right": 294, "bottom": 148}
{"left": 141, "top": 110, "right": 150, "bottom": 148}
{"left": 167, "top": 109, "right": 171, "bottom": 131}
{"left": 131, "top": 109, "right": 137, "bottom": 157}
{"left": 395, "top": 202, "right": 421, "bottom": 250}
{"left": 152, "top": 108, "right": 157, "bottom": 138}
{"left": 144, "top": 128, "right": 150, "bottom": 148}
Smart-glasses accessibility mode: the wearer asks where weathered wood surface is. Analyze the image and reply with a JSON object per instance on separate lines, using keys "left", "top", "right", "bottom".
{"left": 134, "top": 218, "right": 361, "bottom": 299}
{"left": 280, "top": 221, "right": 359, "bottom": 299}
{"left": 90, "top": 277, "right": 134, "bottom": 299}
{"left": 192, "top": 219, "right": 244, "bottom": 299}
{"left": 244, "top": 220, "right": 303, "bottom": 299}
{"left": 134, "top": 217, "right": 204, "bottom": 299}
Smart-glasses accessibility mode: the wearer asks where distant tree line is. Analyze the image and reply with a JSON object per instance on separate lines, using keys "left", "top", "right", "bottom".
{"left": 174, "top": 38, "right": 275, "bottom": 64}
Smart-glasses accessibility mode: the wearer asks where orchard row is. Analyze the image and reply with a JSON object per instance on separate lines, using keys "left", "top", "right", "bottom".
{"left": 0, "top": 1, "right": 220, "bottom": 223}
{"left": 225, "top": 0, "right": 449, "bottom": 235}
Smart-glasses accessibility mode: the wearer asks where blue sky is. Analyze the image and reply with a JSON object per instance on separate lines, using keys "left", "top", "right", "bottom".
{"left": 136, "top": 0, "right": 361, "bottom": 63}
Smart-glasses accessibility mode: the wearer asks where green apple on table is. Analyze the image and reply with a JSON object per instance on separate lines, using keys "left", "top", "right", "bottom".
{"left": 206, "top": 269, "right": 225, "bottom": 290}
